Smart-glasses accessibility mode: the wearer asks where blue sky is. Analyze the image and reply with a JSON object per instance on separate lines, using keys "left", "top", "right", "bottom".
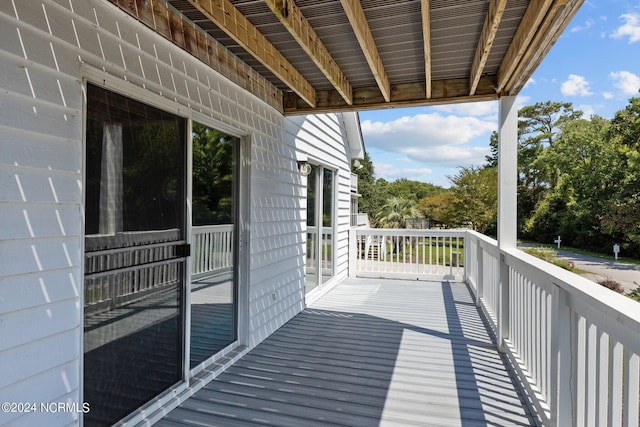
{"left": 359, "top": 1, "right": 640, "bottom": 188}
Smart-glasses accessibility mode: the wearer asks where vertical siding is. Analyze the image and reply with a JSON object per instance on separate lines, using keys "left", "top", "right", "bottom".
{"left": 0, "top": 0, "right": 355, "bottom": 425}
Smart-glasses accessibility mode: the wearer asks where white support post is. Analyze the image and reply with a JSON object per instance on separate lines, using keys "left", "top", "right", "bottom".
{"left": 349, "top": 228, "right": 357, "bottom": 277}
{"left": 497, "top": 95, "right": 518, "bottom": 351}
{"left": 498, "top": 95, "right": 518, "bottom": 246}
{"left": 476, "top": 244, "right": 484, "bottom": 307}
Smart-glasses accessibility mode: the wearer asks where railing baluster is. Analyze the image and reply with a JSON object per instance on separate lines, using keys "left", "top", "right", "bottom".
{"left": 596, "top": 331, "right": 610, "bottom": 426}
{"left": 586, "top": 321, "right": 598, "bottom": 427}
{"left": 576, "top": 316, "right": 587, "bottom": 427}
{"left": 609, "top": 340, "right": 624, "bottom": 426}
{"left": 624, "top": 351, "right": 639, "bottom": 427}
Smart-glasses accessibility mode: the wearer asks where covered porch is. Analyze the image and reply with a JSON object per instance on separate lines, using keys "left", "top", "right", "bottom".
{"left": 157, "top": 228, "right": 640, "bottom": 426}
{"left": 157, "top": 276, "right": 536, "bottom": 426}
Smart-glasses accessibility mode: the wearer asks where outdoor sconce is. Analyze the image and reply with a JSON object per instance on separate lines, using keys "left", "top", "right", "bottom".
{"left": 297, "top": 161, "right": 312, "bottom": 176}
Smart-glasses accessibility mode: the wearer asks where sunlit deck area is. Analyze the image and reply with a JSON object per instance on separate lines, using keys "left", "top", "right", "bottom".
{"left": 157, "top": 277, "right": 537, "bottom": 427}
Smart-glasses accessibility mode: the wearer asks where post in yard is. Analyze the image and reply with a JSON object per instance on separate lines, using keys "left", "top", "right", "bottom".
{"left": 554, "top": 235, "right": 561, "bottom": 249}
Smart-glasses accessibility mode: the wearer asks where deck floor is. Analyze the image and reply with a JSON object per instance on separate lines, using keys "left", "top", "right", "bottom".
{"left": 157, "top": 278, "right": 537, "bottom": 426}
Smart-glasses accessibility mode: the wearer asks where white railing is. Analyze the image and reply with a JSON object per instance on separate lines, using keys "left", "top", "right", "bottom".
{"left": 463, "top": 231, "right": 640, "bottom": 427}
{"left": 350, "top": 228, "right": 640, "bottom": 426}
{"left": 350, "top": 228, "right": 465, "bottom": 281}
{"left": 191, "top": 224, "right": 234, "bottom": 278}
{"left": 306, "top": 226, "right": 333, "bottom": 274}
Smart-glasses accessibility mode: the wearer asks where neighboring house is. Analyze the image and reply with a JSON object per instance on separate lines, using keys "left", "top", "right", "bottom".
{"left": 0, "top": 1, "right": 362, "bottom": 425}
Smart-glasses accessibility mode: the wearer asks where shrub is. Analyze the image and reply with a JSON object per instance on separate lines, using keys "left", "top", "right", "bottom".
{"left": 597, "top": 279, "right": 624, "bottom": 294}
{"left": 523, "top": 247, "right": 573, "bottom": 271}
{"left": 627, "top": 283, "right": 640, "bottom": 302}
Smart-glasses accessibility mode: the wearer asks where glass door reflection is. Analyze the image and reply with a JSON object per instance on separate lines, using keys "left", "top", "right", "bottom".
{"left": 83, "top": 84, "right": 186, "bottom": 426}
{"left": 305, "top": 165, "right": 335, "bottom": 292}
{"left": 189, "top": 123, "right": 238, "bottom": 368}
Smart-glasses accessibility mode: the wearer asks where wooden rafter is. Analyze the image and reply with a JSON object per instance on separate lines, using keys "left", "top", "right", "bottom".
{"left": 186, "top": 0, "right": 316, "bottom": 108}
{"left": 284, "top": 76, "right": 498, "bottom": 115}
{"left": 469, "top": 0, "right": 507, "bottom": 95}
{"left": 421, "top": 0, "right": 432, "bottom": 99}
{"left": 340, "top": 0, "right": 390, "bottom": 102}
{"left": 266, "top": 0, "right": 353, "bottom": 105}
{"left": 496, "top": 0, "right": 555, "bottom": 93}
{"left": 107, "top": 0, "right": 283, "bottom": 112}
{"left": 505, "top": 0, "right": 582, "bottom": 93}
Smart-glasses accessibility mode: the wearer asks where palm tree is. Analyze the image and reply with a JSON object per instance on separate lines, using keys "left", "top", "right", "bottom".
{"left": 375, "top": 196, "right": 422, "bottom": 229}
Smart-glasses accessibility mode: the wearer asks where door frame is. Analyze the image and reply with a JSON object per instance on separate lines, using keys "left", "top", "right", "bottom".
{"left": 80, "top": 66, "right": 251, "bottom": 426}
{"left": 304, "top": 160, "right": 337, "bottom": 294}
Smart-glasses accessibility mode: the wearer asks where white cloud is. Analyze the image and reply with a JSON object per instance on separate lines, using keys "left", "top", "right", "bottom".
{"left": 516, "top": 95, "right": 532, "bottom": 109}
{"left": 523, "top": 78, "right": 536, "bottom": 89}
{"left": 561, "top": 74, "right": 593, "bottom": 96}
{"left": 375, "top": 163, "right": 433, "bottom": 181}
{"left": 611, "top": 13, "right": 640, "bottom": 43}
{"left": 610, "top": 71, "right": 640, "bottom": 95}
{"left": 402, "top": 145, "right": 490, "bottom": 166}
{"left": 361, "top": 113, "right": 495, "bottom": 153}
{"left": 361, "top": 113, "right": 495, "bottom": 181}
{"left": 433, "top": 100, "right": 498, "bottom": 119}
{"left": 571, "top": 19, "right": 594, "bottom": 32}
{"left": 603, "top": 91, "right": 614, "bottom": 99}
{"left": 577, "top": 104, "right": 596, "bottom": 118}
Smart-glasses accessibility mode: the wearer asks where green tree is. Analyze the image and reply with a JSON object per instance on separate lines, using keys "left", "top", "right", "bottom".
{"left": 384, "top": 178, "right": 445, "bottom": 203}
{"left": 599, "top": 95, "right": 640, "bottom": 255}
{"left": 417, "top": 192, "right": 458, "bottom": 228}
{"left": 448, "top": 166, "right": 497, "bottom": 235}
{"left": 352, "top": 151, "right": 387, "bottom": 221}
{"left": 192, "top": 123, "right": 235, "bottom": 225}
{"left": 375, "top": 196, "right": 422, "bottom": 229}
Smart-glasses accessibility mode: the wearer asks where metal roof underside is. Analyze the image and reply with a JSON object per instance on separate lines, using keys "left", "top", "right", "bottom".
{"left": 112, "top": 0, "right": 584, "bottom": 115}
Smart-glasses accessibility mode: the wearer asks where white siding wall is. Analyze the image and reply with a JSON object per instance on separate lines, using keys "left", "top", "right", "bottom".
{"left": 0, "top": 0, "right": 354, "bottom": 425}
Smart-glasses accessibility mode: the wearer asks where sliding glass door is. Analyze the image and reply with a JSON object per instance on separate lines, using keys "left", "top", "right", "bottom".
{"left": 305, "top": 165, "right": 335, "bottom": 292}
{"left": 189, "top": 123, "right": 238, "bottom": 368}
{"left": 83, "top": 84, "right": 186, "bottom": 426}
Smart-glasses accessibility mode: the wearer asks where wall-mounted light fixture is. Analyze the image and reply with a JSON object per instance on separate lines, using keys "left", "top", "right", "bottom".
{"left": 297, "top": 161, "right": 312, "bottom": 176}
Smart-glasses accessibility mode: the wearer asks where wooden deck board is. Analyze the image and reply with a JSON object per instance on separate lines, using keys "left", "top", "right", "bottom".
{"left": 157, "top": 278, "right": 537, "bottom": 426}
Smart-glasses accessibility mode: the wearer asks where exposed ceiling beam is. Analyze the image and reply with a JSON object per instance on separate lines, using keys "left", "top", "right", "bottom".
{"left": 266, "top": 0, "right": 353, "bottom": 105}
{"left": 469, "top": 0, "right": 507, "bottom": 95}
{"left": 284, "top": 76, "right": 498, "bottom": 115}
{"left": 186, "top": 0, "right": 316, "bottom": 108}
{"left": 340, "top": 0, "right": 390, "bottom": 102}
{"left": 506, "top": 0, "right": 583, "bottom": 93}
{"left": 107, "top": 0, "right": 284, "bottom": 113}
{"left": 421, "top": 0, "right": 432, "bottom": 99}
{"left": 496, "top": 0, "right": 554, "bottom": 93}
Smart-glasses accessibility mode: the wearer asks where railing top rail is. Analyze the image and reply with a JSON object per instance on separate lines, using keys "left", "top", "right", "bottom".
{"left": 192, "top": 224, "right": 234, "bottom": 233}
{"left": 355, "top": 228, "right": 467, "bottom": 238}
{"left": 463, "top": 229, "right": 497, "bottom": 245}
{"left": 502, "top": 246, "right": 640, "bottom": 335}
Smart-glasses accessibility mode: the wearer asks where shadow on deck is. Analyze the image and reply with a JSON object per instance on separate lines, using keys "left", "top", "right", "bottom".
{"left": 157, "top": 278, "right": 537, "bottom": 426}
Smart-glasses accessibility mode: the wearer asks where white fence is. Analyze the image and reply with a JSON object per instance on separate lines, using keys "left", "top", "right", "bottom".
{"left": 350, "top": 228, "right": 465, "bottom": 281}
{"left": 191, "top": 224, "right": 234, "bottom": 279}
{"left": 352, "top": 228, "right": 640, "bottom": 426}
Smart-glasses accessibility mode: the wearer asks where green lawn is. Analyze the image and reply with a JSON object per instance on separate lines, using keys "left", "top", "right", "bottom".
{"left": 519, "top": 240, "right": 640, "bottom": 266}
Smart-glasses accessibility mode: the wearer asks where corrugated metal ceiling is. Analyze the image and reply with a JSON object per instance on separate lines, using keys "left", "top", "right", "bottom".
{"left": 159, "top": 0, "right": 583, "bottom": 113}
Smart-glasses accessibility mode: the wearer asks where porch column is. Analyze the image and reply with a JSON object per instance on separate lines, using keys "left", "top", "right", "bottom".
{"left": 498, "top": 95, "right": 517, "bottom": 247}
{"left": 497, "top": 95, "right": 517, "bottom": 352}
